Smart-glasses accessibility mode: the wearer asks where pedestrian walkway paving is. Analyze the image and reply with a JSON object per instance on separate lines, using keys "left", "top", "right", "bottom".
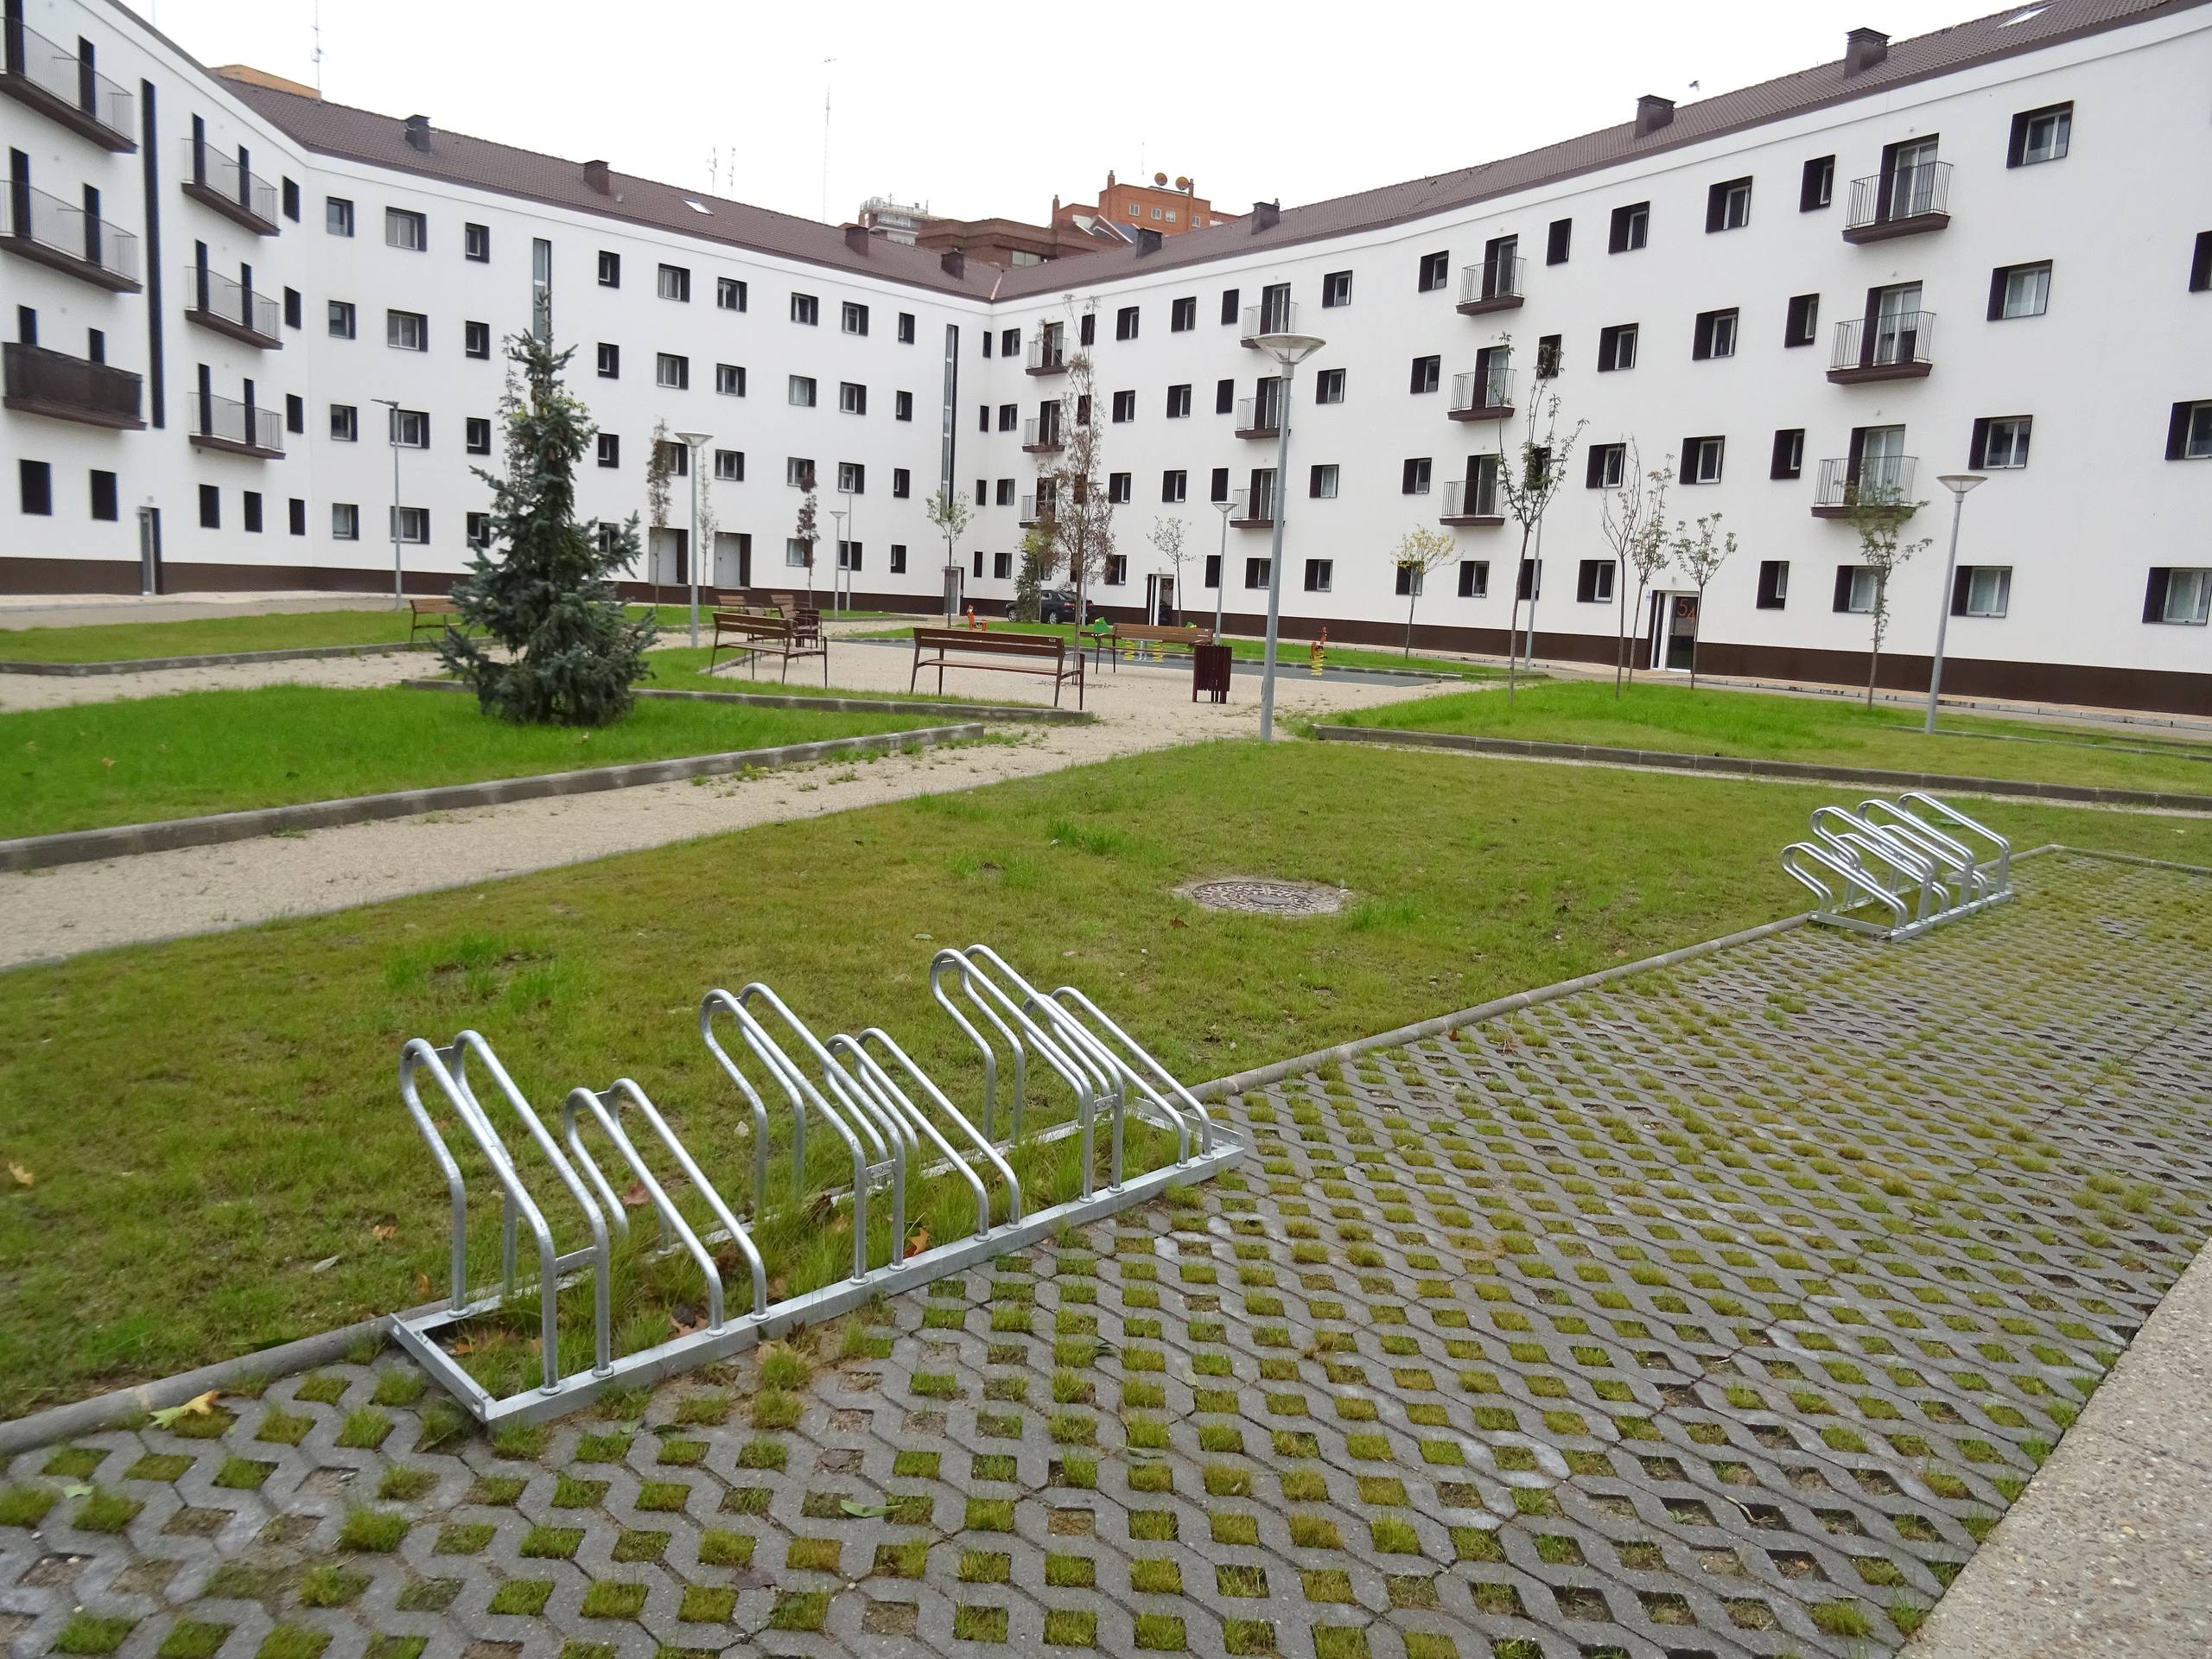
{"left": 3, "top": 852, "right": 2207, "bottom": 1658}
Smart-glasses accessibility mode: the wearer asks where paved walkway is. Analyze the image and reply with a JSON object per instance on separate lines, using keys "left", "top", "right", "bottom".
{"left": 3, "top": 851, "right": 2206, "bottom": 1657}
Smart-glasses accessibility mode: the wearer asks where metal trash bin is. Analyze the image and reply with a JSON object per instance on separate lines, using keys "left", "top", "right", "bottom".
{"left": 1192, "top": 642, "right": 1232, "bottom": 703}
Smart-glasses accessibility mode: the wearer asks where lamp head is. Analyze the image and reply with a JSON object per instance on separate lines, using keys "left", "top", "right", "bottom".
{"left": 1936, "top": 472, "right": 1986, "bottom": 498}
{"left": 675, "top": 429, "right": 711, "bottom": 448}
{"left": 1254, "top": 332, "right": 1325, "bottom": 368}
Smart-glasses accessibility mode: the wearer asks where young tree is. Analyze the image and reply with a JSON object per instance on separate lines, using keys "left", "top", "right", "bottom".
{"left": 1388, "top": 524, "right": 1459, "bottom": 658}
{"left": 1496, "top": 341, "right": 1586, "bottom": 704}
{"left": 1046, "top": 302, "right": 1113, "bottom": 633}
{"left": 644, "top": 418, "right": 674, "bottom": 611}
{"left": 442, "top": 330, "right": 657, "bottom": 725}
{"left": 696, "top": 469, "right": 719, "bottom": 594}
{"left": 1621, "top": 457, "right": 1676, "bottom": 691}
{"left": 1598, "top": 441, "right": 1672, "bottom": 696}
{"left": 1846, "top": 486, "right": 1932, "bottom": 707}
{"left": 1014, "top": 522, "right": 1056, "bottom": 620}
{"left": 1669, "top": 512, "right": 1736, "bottom": 689}
{"left": 1147, "top": 516, "right": 1189, "bottom": 625}
{"left": 925, "top": 486, "right": 971, "bottom": 620}
{"left": 792, "top": 466, "right": 820, "bottom": 607}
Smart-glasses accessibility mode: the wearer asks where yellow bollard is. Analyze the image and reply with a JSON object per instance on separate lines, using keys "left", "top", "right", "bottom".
{"left": 1310, "top": 626, "right": 1328, "bottom": 677}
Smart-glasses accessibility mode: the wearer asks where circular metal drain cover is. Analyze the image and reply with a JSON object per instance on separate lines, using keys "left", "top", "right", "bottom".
{"left": 1180, "top": 877, "right": 1347, "bottom": 917}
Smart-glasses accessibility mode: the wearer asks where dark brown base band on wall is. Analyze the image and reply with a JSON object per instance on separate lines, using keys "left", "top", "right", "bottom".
{"left": 6, "top": 556, "right": 2208, "bottom": 715}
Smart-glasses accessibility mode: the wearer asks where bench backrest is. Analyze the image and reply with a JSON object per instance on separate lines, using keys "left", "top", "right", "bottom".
{"left": 1112, "top": 624, "right": 1211, "bottom": 644}
{"left": 410, "top": 596, "right": 462, "bottom": 616}
{"left": 912, "top": 627, "right": 1066, "bottom": 663}
{"left": 714, "top": 611, "right": 796, "bottom": 641}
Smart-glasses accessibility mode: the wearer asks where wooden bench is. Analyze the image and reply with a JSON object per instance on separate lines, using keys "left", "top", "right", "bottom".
{"left": 707, "top": 610, "right": 829, "bottom": 685}
{"left": 911, "top": 627, "right": 1084, "bottom": 709}
{"left": 1095, "top": 622, "right": 1213, "bottom": 671}
{"left": 408, "top": 595, "right": 469, "bottom": 645}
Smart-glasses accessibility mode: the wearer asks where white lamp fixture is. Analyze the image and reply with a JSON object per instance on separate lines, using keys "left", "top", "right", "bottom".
{"left": 1209, "top": 496, "right": 1234, "bottom": 639}
{"left": 1250, "top": 331, "right": 1325, "bottom": 741}
{"left": 677, "top": 430, "right": 712, "bottom": 646}
{"left": 1925, "top": 472, "right": 1986, "bottom": 733}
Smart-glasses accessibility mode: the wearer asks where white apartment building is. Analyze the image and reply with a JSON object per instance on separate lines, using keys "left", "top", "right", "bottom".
{"left": 5, "top": 0, "right": 2209, "bottom": 711}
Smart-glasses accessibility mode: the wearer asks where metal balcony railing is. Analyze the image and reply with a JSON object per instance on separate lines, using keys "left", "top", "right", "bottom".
{"left": 3, "top": 180, "right": 139, "bottom": 284}
{"left": 1019, "top": 493, "right": 1056, "bottom": 524}
{"left": 1022, "top": 415, "right": 1063, "bottom": 451}
{"left": 1229, "top": 485, "right": 1274, "bottom": 524}
{"left": 1449, "top": 366, "right": 1516, "bottom": 416}
{"left": 1442, "top": 475, "right": 1503, "bottom": 520}
{"left": 3, "top": 340, "right": 143, "bottom": 427}
{"left": 1843, "top": 161, "right": 1951, "bottom": 235}
{"left": 1458, "top": 253, "right": 1523, "bottom": 308}
{"left": 1813, "top": 454, "right": 1917, "bottom": 512}
{"left": 1830, "top": 311, "right": 1935, "bottom": 374}
{"left": 185, "top": 264, "right": 281, "bottom": 341}
{"left": 1, "top": 19, "right": 135, "bottom": 143}
{"left": 191, "top": 390, "right": 283, "bottom": 454}
{"left": 1026, "top": 334, "right": 1065, "bottom": 373}
{"left": 1240, "top": 298, "right": 1299, "bottom": 345}
{"left": 1234, "top": 394, "right": 1281, "bottom": 436}
{"left": 181, "top": 137, "right": 280, "bottom": 226}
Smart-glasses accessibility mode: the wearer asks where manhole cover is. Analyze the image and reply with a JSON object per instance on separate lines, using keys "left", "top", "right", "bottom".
{"left": 1179, "top": 877, "right": 1347, "bottom": 916}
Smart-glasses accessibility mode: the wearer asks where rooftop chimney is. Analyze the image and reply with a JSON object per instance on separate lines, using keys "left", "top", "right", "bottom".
{"left": 843, "top": 224, "right": 870, "bottom": 254}
{"left": 1634, "top": 94, "right": 1675, "bottom": 137}
{"left": 1135, "top": 227, "right": 1163, "bottom": 254}
{"left": 939, "top": 249, "right": 965, "bottom": 278}
{"left": 1845, "top": 27, "right": 1890, "bottom": 75}
{"left": 583, "top": 159, "right": 611, "bottom": 195}
{"left": 1251, "top": 200, "right": 1280, "bottom": 233}
{"left": 403, "top": 113, "right": 431, "bottom": 152}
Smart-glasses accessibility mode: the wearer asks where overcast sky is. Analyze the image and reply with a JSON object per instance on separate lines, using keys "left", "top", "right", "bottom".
{"left": 126, "top": 0, "right": 1999, "bottom": 226}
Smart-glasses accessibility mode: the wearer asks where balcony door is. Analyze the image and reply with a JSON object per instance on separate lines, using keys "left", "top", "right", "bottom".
{"left": 1248, "top": 468, "right": 1276, "bottom": 521}
{"left": 136, "top": 506, "right": 162, "bottom": 596}
{"left": 1859, "top": 425, "right": 1906, "bottom": 494}
{"left": 1872, "top": 284, "right": 1921, "bottom": 365}
{"left": 1885, "top": 140, "right": 1939, "bottom": 219}
{"left": 1258, "top": 283, "right": 1291, "bottom": 334}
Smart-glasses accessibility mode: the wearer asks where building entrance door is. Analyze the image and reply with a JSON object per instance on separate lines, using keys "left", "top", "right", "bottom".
{"left": 1147, "top": 574, "right": 1176, "bottom": 625}
{"left": 136, "top": 507, "right": 162, "bottom": 595}
{"left": 1648, "top": 590, "right": 1699, "bottom": 670}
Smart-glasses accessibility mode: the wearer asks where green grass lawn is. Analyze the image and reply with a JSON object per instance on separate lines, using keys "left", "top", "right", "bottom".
{"left": 2, "top": 685, "right": 939, "bottom": 839}
{"left": 2, "top": 737, "right": 2208, "bottom": 1414}
{"left": 1334, "top": 679, "right": 2212, "bottom": 796}
{"left": 853, "top": 619, "right": 1506, "bottom": 680}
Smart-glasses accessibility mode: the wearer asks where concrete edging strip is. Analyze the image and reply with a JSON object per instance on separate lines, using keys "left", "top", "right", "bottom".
{"left": 1313, "top": 724, "right": 2212, "bottom": 812}
{"left": 0, "top": 722, "right": 986, "bottom": 873}
{"left": 0, "top": 642, "right": 425, "bottom": 677}
{"left": 401, "top": 677, "right": 1088, "bottom": 723}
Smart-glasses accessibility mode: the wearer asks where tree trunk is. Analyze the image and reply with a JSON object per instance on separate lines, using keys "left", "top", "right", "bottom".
{"left": 1688, "top": 584, "right": 1702, "bottom": 689}
{"left": 1866, "top": 576, "right": 1884, "bottom": 708}
{"left": 1613, "top": 559, "right": 1627, "bottom": 697}
{"left": 1404, "top": 581, "right": 1416, "bottom": 658}
{"left": 1505, "top": 526, "right": 1532, "bottom": 705}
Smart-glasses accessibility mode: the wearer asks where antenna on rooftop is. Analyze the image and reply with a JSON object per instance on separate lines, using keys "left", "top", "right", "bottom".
{"left": 312, "top": 0, "right": 324, "bottom": 93}
{"left": 821, "top": 59, "right": 836, "bottom": 222}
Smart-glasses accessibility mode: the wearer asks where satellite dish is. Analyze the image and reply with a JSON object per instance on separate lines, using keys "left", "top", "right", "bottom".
{"left": 1153, "top": 171, "right": 1167, "bottom": 186}
{"left": 1175, "top": 175, "right": 1191, "bottom": 191}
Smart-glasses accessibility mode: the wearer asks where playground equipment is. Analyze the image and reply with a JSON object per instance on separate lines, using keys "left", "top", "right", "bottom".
{"left": 1780, "top": 791, "right": 2012, "bottom": 939}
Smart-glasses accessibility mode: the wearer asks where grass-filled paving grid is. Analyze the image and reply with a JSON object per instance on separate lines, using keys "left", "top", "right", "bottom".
{"left": 3, "top": 852, "right": 2207, "bottom": 1657}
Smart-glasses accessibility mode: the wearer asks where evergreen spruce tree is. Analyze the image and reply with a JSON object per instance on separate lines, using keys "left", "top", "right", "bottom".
{"left": 442, "top": 331, "right": 657, "bottom": 725}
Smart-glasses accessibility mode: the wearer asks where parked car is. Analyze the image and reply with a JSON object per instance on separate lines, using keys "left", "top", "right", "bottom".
{"left": 1035, "top": 587, "right": 1078, "bottom": 624}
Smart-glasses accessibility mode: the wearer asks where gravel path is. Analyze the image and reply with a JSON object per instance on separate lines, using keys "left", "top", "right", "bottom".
{"left": 0, "top": 641, "right": 1447, "bottom": 967}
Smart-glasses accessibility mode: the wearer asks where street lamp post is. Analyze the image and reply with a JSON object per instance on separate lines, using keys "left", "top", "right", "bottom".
{"left": 830, "top": 505, "right": 849, "bottom": 614}
{"left": 1252, "top": 329, "right": 1326, "bottom": 741}
{"left": 372, "top": 397, "right": 404, "bottom": 608}
{"left": 677, "top": 430, "right": 711, "bottom": 647}
{"left": 1925, "top": 472, "right": 1986, "bottom": 733}
{"left": 837, "top": 486, "right": 855, "bottom": 613}
{"left": 1210, "top": 497, "right": 1232, "bottom": 639}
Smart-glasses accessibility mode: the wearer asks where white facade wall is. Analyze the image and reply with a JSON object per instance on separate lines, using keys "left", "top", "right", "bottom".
{"left": 4, "top": 0, "right": 2209, "bottom": 707}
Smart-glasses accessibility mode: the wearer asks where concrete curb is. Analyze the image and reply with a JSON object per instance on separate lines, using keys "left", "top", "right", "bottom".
{"left": 1313, "top": 724, "right": 2212, "bottom": 812}
{"left": 0, "top": 642, "right": 424, "bottom": 677}
{"left": 0, "top": 722, "right": 985, "bottom": 873}
{"left": 402, "top": 677, "right": 1089, "bottom": 724}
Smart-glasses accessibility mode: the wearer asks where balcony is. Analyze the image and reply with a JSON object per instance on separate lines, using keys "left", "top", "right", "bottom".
{"left": 1448, "top": 367, "right": 1516, "bottom": 422}
{"left": 1440, "top": 476, "right": 1504, "bottom": 527}
{"left": 0, "top": 20, "right": 136, "bottom": 149}
{"left": 1234, "top": 396, "right": 1281, "bottom": 441}
{"left": 1811, "top": 454, "right": 1917, "bottom": 518}
{"left": 1828, "top": 312, "right": 1935, "bottom": 384}
{"left": 1018, "top": 493, "right": 1056, "bottom": 528}
{"left": 1842, "top": 161, "right": 1950, "bottom": 244}
{"left": 1456, "top": 254, "right": 1524, "bottom": 315}
{"left": 1227, "top": 486, "right": 1274, "bottom": 529}
{"left": 180, "top": 138, "right": 280, "bottom": 235}
{"left": 2, "top": 181, "right": 140, "bottom": 291}
{"left": 3, "top": 340, "right": 143, "bottom": 429}
{"left": 184, "top": 265, "right": 283, "bottom": 348}
{"left": 1240, "top": 299, "right": 1299, "bottom": 347}
{"left": 1021, "top": 415, "right": 1063, "bottom": 454}
{"left": 188, "top": 391, "right": 284, "bottom": 459}
{"left": 1025, "top": 335, "right": 1066, "bottom": 376}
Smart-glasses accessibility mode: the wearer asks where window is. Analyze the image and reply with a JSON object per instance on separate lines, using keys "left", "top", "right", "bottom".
{"left": 467, "top": 512, "right": 492, "bottom": 550}
{"left": 791, "top": 457, "right": 817, "bottom": 487}
{"left": 1215, "top": 378, "right": 1236, "bottom": 416}
{"left": 1412, "top": 251, "right": 1450, "bottom": 292}
{"left": 897, "top": 311, "right": 915, "bottom": 342}
{"left": 1597, "top": 323, "right": 1637, "bottom": 372}
{"left": 994, "top": 551, "right": 1014, "bottom": 581}
{"left": 892, "top": 467, "right": 910, "bottom": 498}
{"left": 289, "top": 497, "right": 306, "bottom": 536}
{"left": 1203, "top": 554, "right": 1222, "bottom": 588}
{"left": 327, "top": 301, "right": 356, "bottom": 339}
{"left": 658, "top": 353, "right": 690, "bottom": 390}
{"left": 597, "top": 434, "right": 620, "bottom": 468}
{"left": 284, "top": 393, "right": 304, "bottom": 434}
{"left": 1989, "top": 261, "right": 2051, "bottom": 320}
{"left": 1000, "top": 327, "right": 1019, "bottom": 357}
{"left": 1080, "top": 311, "right": 1096, "bottom": 345}
{"left": 796, "top": 539, "right": 817, "bottom": 570}
{"left": 994, "top": 479, "right": 1014, "bottom": 506}
{"left": 1784, "top": 293, "right": 1820, "bottom": 347}
{"left": 717, "top": 363, "right": 745, "bottom": 397}
{"left": 2009, "top": 102, "right": 2072, "bottom": 166}
{"left": 1546, "top": 218, "right": 1571, "bottom": 264}
{"left": 1116, "top": 305, "right": 1139, "bottom": 340}
{"left": 2168, "top": 402, "right": 2212, "bottom": 459}
{"left": 1215, "top": 289, "right": 1239, "bottom": 327}
{"left": 1692, "top": 308, "right": 1738, "bottom": 360}
{"left": 838, "top": 461, "right": 865, "bottom": 493}
{"left": 281, "top": 178, "right": 300, "bottom": 220}
{"left": 1321, "top": 270, "right": 1352, "bottom": 308}
{"left": 1103, "top": 555, "right": 1127, "bottom": 586}
{"left": 889, "top": 389, "right": 911, "bottom": 422}
{"left": 283, "top": 288, "right": 302, "bottom": 328}
{"left": 2191, "top": 232, "right": 2212, "bottom": 293}
{"left": 1402, "top": 457, "right": 1432, "bottom": 495}
{"left": 463, "top": 221, "right": 489, "bottom": 262}
{"left": 18, "top": 459, "right": 52, "bottom": 515}
{"left": 1315, "top": 368, "right": 1344, "bottom": 404}
{"left": 658, "top": 264, "right": 690, "bottom": 302}
{"left": 89, "top": 468, "right": 117, "bottom": 520}
{"left": 385, "top": 207, "right": 426, "bottom": 251}
{"left": 597, "top": 342, "right": 620, "bottom": 378}
{"left": 1161, "top": 470, "right": 1187, "bottom": 503}
{"left": 1683, "top": 435, "right": 1725, "bottom": 483}
{"left": 392, "top": 506, "right": 429, "bottom": 544}
{"left": 702, "top": 448, "right": 738, "bottom": 483}
{"left": 998, "top": 404, "right": 1018, "bottom": 431}
{"left": 1954, "top": 565, "right": 2012, "bottom": 618}
{"left": 1535, "top": 335, "right": 1562, "bottom": 379}
{"left": 1108, "top": 473, "right": 1132, "bottom": 505}
{"left": 838, "top": 381, "right": 866, "bottom": 415}
{"left": 1455, "top": 561, "right": 1488, "bottom": 599}
{"left": 1770, "top": 428, "right": 1805, "bottom": 480}
{"left": 1706, "top": 177, "right": 1751, "bottom": 232}
{"left": 1171, "top": 296, "right": 1196, "bottom": 332}
{"left": 1112, "top": 390, "right": 1136, "bottom": 423}
{"left": 1165, "top": 384, "right": 1192, "bottom": 419}
{"left": 717, "top": 277, "right": 747, "bottom": 312}
{"left": 1608, "top": 201, "right": 1649, "bottom": 253}
{"left": 390, "top": 407, "right": 429, "bottom": 448}
{"left": 326, "top": 196, "right": 353, "bottom": 236}
{"left": 1304, "top": 558, "right": 1334, "bottom": 593}
{"left": 1801, "top": 156, "right": 1834, "bottom": 212}
{"left": 1408, "top": 356, "right": 1440, "bottom": 395}
{"left": 1210, "top": 467, "right": 1230, "bottom": 504}
{"left": 1244, "top": 557, "right": 1272, "bottom": 589}
{"left": 2147, "top": 568, "right": 2212, "bottom": 625}
{"left": 1757, "top": 560, "right": 1789, "bottom": 609}
{"left": 598, "top": 250, "right": 621, "bottom": 287}
{"left": 832, "top": 300, "right": 866, "bottom": 336}
{"left": 890, "top": 543, "right": 908, "bottom": 574}
{"left": 387, "top": 310, "right": 427, "bottom": 351}
{"left": 1576, "top": 560, "right": 1615, "bottom": 603}
{"left": 467, "top": 416, "right": 492, "bottom": 454}
{"left": 1834, "top": 566, "right": 1878, "bottom": 613}
{"left": 789, "top": 375, "right": 817, "bottom": 408}
{"left": 465, "top": 320, "right": 490, "bottom": 359}
{"left": 1310, "top": 464, "right": 1339, "bottom": 499}
{"left": 982, "top": 331, "right": 994, "bottom": 359}
{"left": 332, "top": 503, "right": 359, "bottom": 539}
{"left": 1585, "top": 444, "right": 1625, "bottom": 489}
{"left": 1973, "top": 416, "right": 2032, "bottom": 470}
{"left": 329, "top": 404, "right": 358, "bottom": 442}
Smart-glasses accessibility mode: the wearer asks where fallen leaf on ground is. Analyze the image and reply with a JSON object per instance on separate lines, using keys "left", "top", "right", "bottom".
{"left": 904, "top": 1228, "right": 930, "bottom": 1259}
{"left": 308, "top": 1254, "right": 340, "bottom": 1274}
{"left": 149, "top": 1389, "right": 219, "bottom": 1428}
{"left": 372, "top": 1224, "right": 397, "bottom": 1243}
{"left": 840, "top": 1499, "right": 890, "bottom": 1517}
{"left": 62, "top": 1483, "right": 92, "bottom": 1498}
{"left": 415, "top": 1272, "right": 433, "bottom": 1300}
{"left": 620, "top": 1182, "right": 652, "bottom": 1208}
{"left": 8, "top": 1163, "right": 29, "bottom": 1187}
{"left": 670, "top": 1311, "right": 708, "bottom": 1338}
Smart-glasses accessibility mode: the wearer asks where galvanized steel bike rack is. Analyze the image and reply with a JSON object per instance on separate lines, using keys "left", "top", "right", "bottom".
{"left": 391, "top": 947, "right": 1243, "bottom": 1426}
{"left": 1781, "top": 791, "right": 2012, "bottom": 940}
